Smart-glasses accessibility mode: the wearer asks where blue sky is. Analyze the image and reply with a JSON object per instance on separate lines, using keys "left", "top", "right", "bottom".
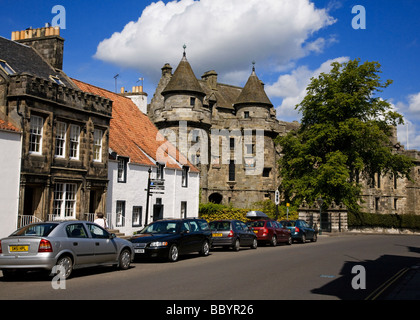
{"left": 1, "top": 0, "right": 420, "bottom": 149}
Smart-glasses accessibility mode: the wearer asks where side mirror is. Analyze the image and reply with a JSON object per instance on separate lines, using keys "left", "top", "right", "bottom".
{"left": 109, "top": 233, "right": 116, "bottom": 239}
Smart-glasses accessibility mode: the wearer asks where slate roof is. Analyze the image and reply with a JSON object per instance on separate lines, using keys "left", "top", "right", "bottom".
{"left": 0, "top": 36, "right": 75, "bottom": 88}
{"left": 161, "top": 54, "right": 205, "bottom": 96}
{"left": 234, "top": 69, "right": 273, "bottom": 107}
{"left": 72, "top": 79, "right": 198, "bottom": 172}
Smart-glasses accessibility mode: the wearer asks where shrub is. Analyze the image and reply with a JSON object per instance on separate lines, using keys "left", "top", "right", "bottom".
{"left": 348, "top": 211, "right": 420, "bottom": 230}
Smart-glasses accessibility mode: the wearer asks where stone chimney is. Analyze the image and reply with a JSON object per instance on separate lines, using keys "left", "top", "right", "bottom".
{"left": 120, "top": 86, "right": 148, "bottom": 114}
{"left": 12, "top": 24, "right": 64, "bottom": 70}
{"left": 202, "top": 70, "right": 218, "bottom": 90}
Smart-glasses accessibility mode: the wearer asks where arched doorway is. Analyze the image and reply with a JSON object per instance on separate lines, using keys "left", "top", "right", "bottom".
{"left": 208, "top": 193, "right": 223, "bottom": 204}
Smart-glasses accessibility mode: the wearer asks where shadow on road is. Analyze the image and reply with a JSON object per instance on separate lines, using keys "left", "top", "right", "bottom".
{"left": 311, "top": 246, "right": 420, "bottom": 300}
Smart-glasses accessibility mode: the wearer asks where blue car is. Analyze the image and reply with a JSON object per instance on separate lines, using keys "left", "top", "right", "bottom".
{"left": 280, "top": 219, "right": 317, "bottom": 243}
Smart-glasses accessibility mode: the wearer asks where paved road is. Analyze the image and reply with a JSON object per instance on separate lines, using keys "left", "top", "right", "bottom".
{"left": 0, "top": 234, "right": 419, "bottom": 301}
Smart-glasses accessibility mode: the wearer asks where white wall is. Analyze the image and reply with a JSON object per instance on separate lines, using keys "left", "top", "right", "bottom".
{"left": 0, "top": 130, "right": 22, "bottom": 237}
{"left": 106, "top": 160, "right": 200, "bottom": 236}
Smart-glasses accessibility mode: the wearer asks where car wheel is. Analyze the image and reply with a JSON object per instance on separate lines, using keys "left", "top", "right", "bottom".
{"left": 232, "top": 239, "right": 240, "bottom": 251}
{"left": 251, "top": 238, "right": 258, "bottom": 249}
{"left": 168, "top": 244, "right": 179, "bottom": 262}
{"left": 286, "top": 235, "right": 292, "bottom": 245}
{"left": 301, "top": 234, "right": 306, "bottom": 244}
{"left": 200, "top": 240, "right": 210, "bottom": 256}
{"left": 311, "top": 233, "right": 318, "bottom": 242}
{"left": 118, "top": 249, "right": 131, "bottom": 270}
{"left": 270, "top": 235, "right": 277, "bottom": 247}
{"left": 54, "top": 255, "right": 73, "bottom": 280}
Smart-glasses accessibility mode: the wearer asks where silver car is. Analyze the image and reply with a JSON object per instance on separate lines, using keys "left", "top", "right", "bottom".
{"left": 0, "top": 221, "right": 134, "bottom": 279}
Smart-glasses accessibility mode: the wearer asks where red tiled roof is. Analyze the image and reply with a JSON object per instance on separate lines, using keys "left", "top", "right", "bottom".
{"left": 72, "top": 79, "right": 198, "bottom": 172}
{"left": 0, "top": 119, "right": 20, "bottom": 133}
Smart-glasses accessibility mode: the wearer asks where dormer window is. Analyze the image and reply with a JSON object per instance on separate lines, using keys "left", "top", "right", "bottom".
{"left": 50, "top": 75, "right": 64, "bottom": 86}
{"left": 0, "top": 60, "right": 15, "bottom": 75}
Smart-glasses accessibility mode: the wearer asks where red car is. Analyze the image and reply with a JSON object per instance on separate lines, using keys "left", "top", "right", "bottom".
{"left": 247, "top": 219, "right": 292, "bottom": 246}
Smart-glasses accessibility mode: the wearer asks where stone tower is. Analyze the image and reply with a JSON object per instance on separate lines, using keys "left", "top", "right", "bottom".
{"left": 149, "top": 52, "right": 288, "bottom": 208}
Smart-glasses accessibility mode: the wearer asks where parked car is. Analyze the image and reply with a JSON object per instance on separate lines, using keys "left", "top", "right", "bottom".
{"left": 0, "top": 221, "right": 135, "bottom": 279}
{"left": 247, "top": 219, "right": 292, "bottom": 246}
{"left": 209, "top": 219, "right": 258, "bottom": 251}
{"left": 280, "top": 219, "right": 317, "bottom": 243}
{"left": 130, "top": 218, "right": 212, "bottom": 262}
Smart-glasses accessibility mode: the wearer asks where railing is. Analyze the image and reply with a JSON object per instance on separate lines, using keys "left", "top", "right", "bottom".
{"left": 18, "top": 215, "right": 43, "bottom": 228}
{"left": 17, "top": 213, "right": 114, "bottom": 229}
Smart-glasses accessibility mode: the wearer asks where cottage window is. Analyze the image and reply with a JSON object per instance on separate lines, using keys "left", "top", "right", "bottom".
{"left": 117, "top": 157, "right": 128, "bottom": 183}
{"left": 181, "top": 201, "right": 187, "bottom": 218}
{"left": 116, "top": 201, "right": 126, "bottom": 227}
{"left": 53, "top": 183, "right": 77, "bottom": 219}
{"left": 93, "top": 129, "right": 103, "bottom": 161}
{"left": 29, "top": 115, "right": 43, "bottom": 154}
{"left": 55, "top": 122, "right": 66, "bottom": 158}
{"left": 157, "top": 163, "right": 165, "bottom": 180}
{"left": 69, "top": 124, "right": 80, "bottom": 160}
{"left": 132, "top": 206, "right": 142, "bottom": 227}
{"left": 182, "top": 166, "right": 189, "bottom": 187}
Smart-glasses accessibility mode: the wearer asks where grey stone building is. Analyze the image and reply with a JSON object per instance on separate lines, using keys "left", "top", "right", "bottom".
{"left": 148, "top": 51, "right": 297, "bottom": 208}
{"left": 148, "top": 51, "right": 420, "bottom": 215}
{"left": 0, "top": 26, "right": 112, "bottom": 224}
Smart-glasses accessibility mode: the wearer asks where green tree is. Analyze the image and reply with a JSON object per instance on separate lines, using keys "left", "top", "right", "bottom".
{"left": 276, "top": 59, "right": 414, "bottom": 212}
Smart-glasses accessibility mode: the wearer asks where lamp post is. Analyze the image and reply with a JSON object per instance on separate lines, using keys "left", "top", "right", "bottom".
{"left": 145, "top": 167, "right": 152, "bottom": 225}
{"left": 316, "top": 196, "right": 324, "bottom": 235}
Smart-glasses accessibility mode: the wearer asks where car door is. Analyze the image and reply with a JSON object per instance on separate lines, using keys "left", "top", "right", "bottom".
{"left": 65, "top": 223, "right": 96, "bottom": 266}
{"left": 188, "top": 220, "right": 204, "bottom": 252}
{"left": 239, "top": 221, "right": 253, "bottom": 245}
{"left": 301, "top": 221, "right": 314, "bottom": 239}
{"left": 178, "top": 221, "right": 194, "bottom": 254}
{"left": 86, "top": 223, "right": 117, "bottom": 263}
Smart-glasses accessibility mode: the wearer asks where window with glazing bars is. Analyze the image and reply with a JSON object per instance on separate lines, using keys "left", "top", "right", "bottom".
{"left": 53, "top": 183, "right": 77, "bottom": 219}
{"left": 55, "top": 122, "right": 66, "bottom": 157}
{"left": 69, "top": 124, "right": 80, "bottom": 159}
{"left": 29, "top": 115, "right": 43, "bottom": 154}
{"left": 93, "top": 129, "right": 102, "bottom": 161}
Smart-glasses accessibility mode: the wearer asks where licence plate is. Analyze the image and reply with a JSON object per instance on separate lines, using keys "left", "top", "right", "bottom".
{"left": 9, "top": 245, "right": 29, "bottom": 252}
{"left": 212, "top": 233, "right": 223, "bottom": 237}
{"left": 135, "top": 249, "right": 145, "bottom": 254}
{"left": 253, "top": 230, "right": 258, "bottom": 234}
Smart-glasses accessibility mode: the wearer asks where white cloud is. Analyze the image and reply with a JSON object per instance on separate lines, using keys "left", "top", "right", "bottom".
{"left": 94, "top": 0, "right": 335, "bottom": 83}
{"left": 266, "top": 57, "right": 349, "bottom": 121}
{"left": 395, "top": 92, "right": 420, "bottom": 150}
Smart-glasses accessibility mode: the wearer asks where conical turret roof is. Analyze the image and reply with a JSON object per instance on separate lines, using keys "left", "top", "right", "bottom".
{"left": 234, "top": 67, "right": 272, "bottom": 107}
{"left": 161, "top": 51, "right": 205, "bottom": 96}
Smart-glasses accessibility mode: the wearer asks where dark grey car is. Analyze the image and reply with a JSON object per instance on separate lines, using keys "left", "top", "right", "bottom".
{"left": 209, "top": 220, "right": 258, "bottom": 251}
{"left": 0, "top": 221, "right": 134, "bottom": 279}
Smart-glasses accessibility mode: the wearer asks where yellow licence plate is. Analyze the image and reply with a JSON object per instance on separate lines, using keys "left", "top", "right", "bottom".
{"left": 212, "top": 233, "right": 223, "bottom": 237}
{"left": 9, "top": 245, "right": 29, "bottom": 252}
{"left": 253, "top": 230, "right": 258, "bottom": 234}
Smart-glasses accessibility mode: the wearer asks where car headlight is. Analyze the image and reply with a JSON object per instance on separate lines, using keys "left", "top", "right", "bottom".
{"left": 149, "top": 241, "right": 168, "bottom": 247}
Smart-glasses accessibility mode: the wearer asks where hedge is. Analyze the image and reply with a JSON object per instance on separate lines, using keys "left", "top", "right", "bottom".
{"left": 198, "top": 200, "right": 299, "bottom": 222}
{"left": 348, "top": 211, "right": 420, "bottom": 230}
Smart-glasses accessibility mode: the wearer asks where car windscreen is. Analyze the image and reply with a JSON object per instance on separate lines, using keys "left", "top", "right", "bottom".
{"left": 209, "top": 221, "right": 231, "bottom": 231}
{"left": 281, "top": 221, "right": 296, "bottom": 227}
{"left": 11, "top": 223, "right": 58, "bottom": 237}
{"left": 140, "top": 221, "right": 178, "bottom": 234}
{"left": 248, "top": 221, "right": 266, "bottom": 228}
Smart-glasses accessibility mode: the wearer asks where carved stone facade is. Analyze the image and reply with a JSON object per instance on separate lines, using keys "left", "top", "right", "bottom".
{"left": 0, "top": 27, "right": 112, "bottom": 223}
